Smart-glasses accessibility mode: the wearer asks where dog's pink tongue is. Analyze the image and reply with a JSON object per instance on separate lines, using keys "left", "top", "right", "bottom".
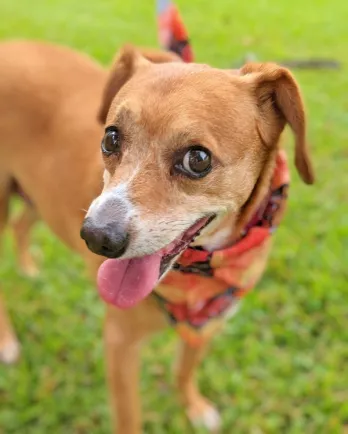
{"left": 97, "top": 254, "right": 162, "bottom": 309}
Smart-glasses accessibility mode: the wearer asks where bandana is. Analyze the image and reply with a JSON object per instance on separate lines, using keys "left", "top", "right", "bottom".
{"left": 153, "top": 151, "right": 290, "bottom": 347}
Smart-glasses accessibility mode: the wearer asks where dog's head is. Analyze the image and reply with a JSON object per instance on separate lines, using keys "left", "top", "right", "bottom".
{"left": 81, "top": 44, "right": 314, "bottom": 308}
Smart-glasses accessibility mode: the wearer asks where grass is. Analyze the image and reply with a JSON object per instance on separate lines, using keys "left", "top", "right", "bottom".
{"left": 0, "top": 0, "right": 347, "bottom": 432}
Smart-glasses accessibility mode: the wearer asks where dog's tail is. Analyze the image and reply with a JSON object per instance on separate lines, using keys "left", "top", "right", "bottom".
{"left": 157, "top": 0, "right": 194, "bottom": 62}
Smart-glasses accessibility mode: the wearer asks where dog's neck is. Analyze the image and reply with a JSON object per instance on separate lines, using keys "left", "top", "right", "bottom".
{"left": 193, "top": 151, "right": 281, "bottom": 253}
{"left": 195, "top": 213, "right": 239, "bottom": 252}
{"left": 192, "top": 185, "right": 269, "bottom": 253}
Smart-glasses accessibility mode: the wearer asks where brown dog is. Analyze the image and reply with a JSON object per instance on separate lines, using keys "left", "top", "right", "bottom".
{"left": 0, "top": 40, "right": 314, "bottom": 433}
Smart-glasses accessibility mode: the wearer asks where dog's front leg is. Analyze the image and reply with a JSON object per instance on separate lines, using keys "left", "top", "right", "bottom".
{"left": 104, "top": 311, "right": 142, "bottom": 434}
{"left": 104, "top": 301, "right": 166, "bottom": 434}
{"left": 175, "top": 339, "right": 221, "bottom": 433}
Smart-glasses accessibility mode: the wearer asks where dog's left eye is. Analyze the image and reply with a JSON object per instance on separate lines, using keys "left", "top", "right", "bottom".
{"left": 176, "top": 146, "right": 212, "bottom": 178}
{"left": 101, "top": 127, "right": 120, "bottom": 156}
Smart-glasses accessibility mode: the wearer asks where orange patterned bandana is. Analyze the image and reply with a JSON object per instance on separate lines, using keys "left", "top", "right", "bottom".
{"left": 154, "top": 151, "right": 290, "bottom": 347}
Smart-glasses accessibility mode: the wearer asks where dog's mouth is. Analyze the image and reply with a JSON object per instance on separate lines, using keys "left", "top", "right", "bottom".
{"left": 97, "top": 215, "right": 215, "bottom": 309}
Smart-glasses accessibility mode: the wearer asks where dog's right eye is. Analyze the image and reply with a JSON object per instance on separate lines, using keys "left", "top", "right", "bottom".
{"left": 101, "top": 127, "right": 120, "bottom": 156}
{"left": 173, "top": 146, "right": 212, "bottom": 179}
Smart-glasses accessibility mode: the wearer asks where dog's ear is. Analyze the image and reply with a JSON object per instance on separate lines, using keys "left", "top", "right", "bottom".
{"left": 98, "top": 44, "right": 181, "bottom": 124}
{"left": 240, "top": 63, "right": 314, "bottom": 184}
{"left": 98, "top": 45, "right": 149, "bottom": 124}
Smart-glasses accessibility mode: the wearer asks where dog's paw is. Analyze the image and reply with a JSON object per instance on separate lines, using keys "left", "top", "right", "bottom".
{"left": 19, "top": 258, "right": 39, "bottom": 278}
{"left": 0, "top": 339, "right": 21, "bottom": 364}
{"left": 186, "top": 398, "right": 221, "bottom": 433}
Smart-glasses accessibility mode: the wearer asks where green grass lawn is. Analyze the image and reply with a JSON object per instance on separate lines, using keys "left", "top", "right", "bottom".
{"left": 0, "top": 0, "right": 347, "bottom": 432}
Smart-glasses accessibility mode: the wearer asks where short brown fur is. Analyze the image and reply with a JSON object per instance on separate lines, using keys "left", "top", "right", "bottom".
{"left": 0, "top": 41, "right": 314, "bottom": 433}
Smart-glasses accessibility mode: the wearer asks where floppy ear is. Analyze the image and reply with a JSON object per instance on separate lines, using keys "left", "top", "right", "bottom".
{"left": 240, "top": 63, "right": 314, "bottom": 184}
{"left": 98, "top": 44, "right": 182, "bottom": 124}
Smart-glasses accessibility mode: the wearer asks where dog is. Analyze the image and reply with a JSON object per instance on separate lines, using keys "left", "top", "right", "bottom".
{"left": 0, "top": 40, "right": 314, "bottom": 433}
{"left": 81, "top": 45, "right": 314, "bottom": 432}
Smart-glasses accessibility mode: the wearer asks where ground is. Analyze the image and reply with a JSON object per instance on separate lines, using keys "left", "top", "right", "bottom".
{"left": 0, "top": 0, "right": 347, "bottom": 433}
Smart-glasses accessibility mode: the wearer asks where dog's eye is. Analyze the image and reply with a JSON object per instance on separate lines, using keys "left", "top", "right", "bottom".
{"left": 177, "top": 146, "right": 212, "bottom": 178}
{"left": 101, "top": 127, "right": 120, "bottom": 155}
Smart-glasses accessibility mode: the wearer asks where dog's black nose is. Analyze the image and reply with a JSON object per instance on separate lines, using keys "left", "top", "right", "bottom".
{"left": 80, "top": 218, "right": 129, "bottom": 258}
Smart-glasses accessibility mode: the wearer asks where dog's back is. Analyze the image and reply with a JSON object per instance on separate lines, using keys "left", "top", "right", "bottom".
{"left": 0, "top": 41, "right": 106, "bottom": 252}
{"left": 0, "top": 40, "right": 109, "bottom": 364}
